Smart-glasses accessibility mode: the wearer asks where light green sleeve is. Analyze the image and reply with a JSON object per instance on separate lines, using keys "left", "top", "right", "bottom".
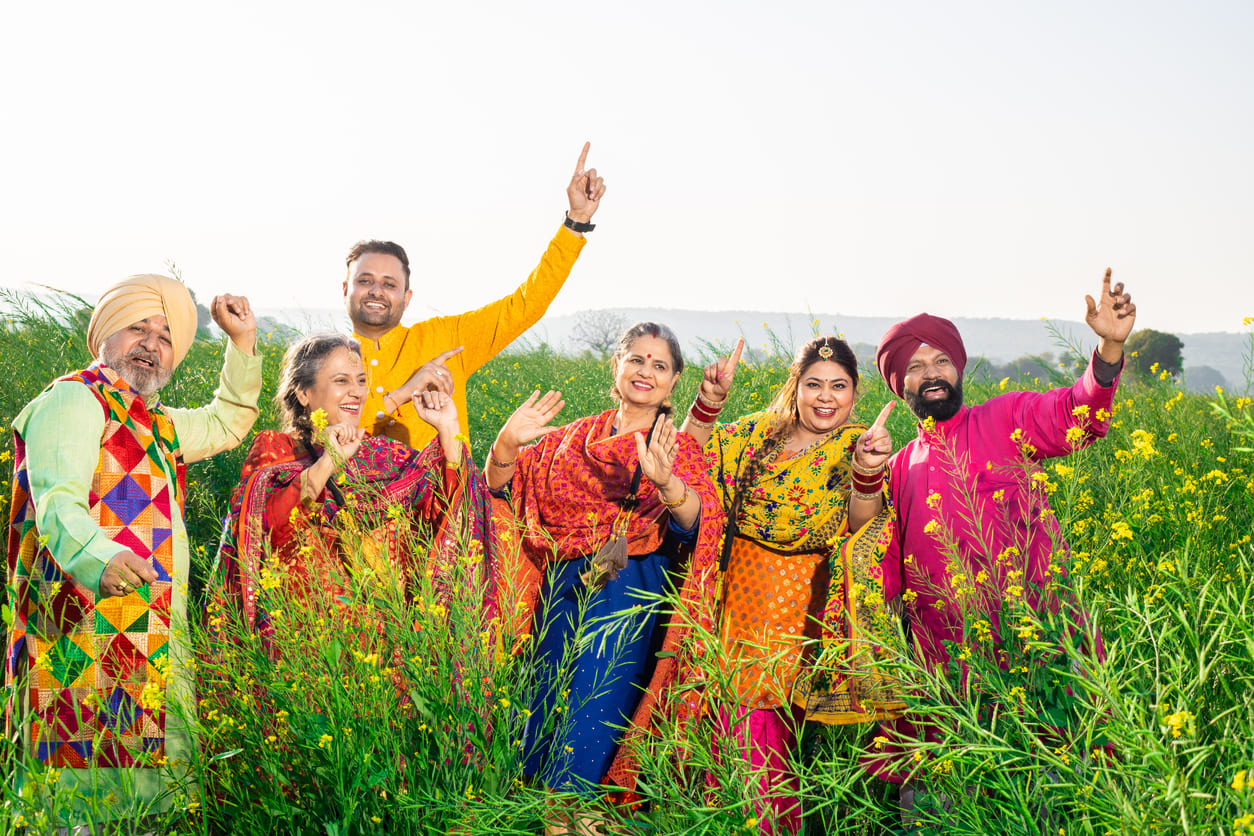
{"left": 165, "top": 339, "right": 263, "bottom": 463}
{"left": 13, "top": 383, "right": 120, "bottom": 595}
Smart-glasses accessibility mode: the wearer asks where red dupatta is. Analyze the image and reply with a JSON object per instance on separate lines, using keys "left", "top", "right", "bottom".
{"left": 214, "top": 430, "right": 497, "bottom": 636}
{"left": 495, "top": 409, "right": 725, "bottom": 795}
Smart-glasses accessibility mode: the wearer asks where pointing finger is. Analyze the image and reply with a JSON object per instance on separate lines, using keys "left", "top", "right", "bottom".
{"left": 435, "top": 346, "right": 465, "bottom": 364}
{"left": 870, "top": 400, "right": 895, "bottom": 431}
{"left": 573, "top": 141, "right": 590, "bottom": 175}
{"left": 722, "top": 337, "right": 745, "bottom": 377}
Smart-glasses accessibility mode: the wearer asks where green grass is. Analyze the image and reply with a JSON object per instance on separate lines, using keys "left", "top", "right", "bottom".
{"left": 2, "top": 294, "right": 1254, "bottom": 834}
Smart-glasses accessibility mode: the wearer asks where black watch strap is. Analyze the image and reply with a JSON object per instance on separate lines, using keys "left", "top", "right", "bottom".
{"left": 564, "top": 211, "right": 596, "bottom": 233}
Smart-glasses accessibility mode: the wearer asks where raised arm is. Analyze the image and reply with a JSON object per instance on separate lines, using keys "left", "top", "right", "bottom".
{"left": 412, "top": 389, "right": 464, "bottom": 466}
{"left": 636, "top": 413, "right": 701, "bottom": 531}
{"left": 1086, "top": 268, "right": 1137, "bottom": 365}
{"left": 848, "top": 401, "right": 895, "bottom": 533}
{"left": 681, "top": 337, "right": 744, "bottom": 446}
{"left": 452, "top": 143, "right": 607, "bottom": 373}
{"left": 166, "top": 293, "right": 262, "bottom": 462}
{"left": 485, "top": 390, "right": 566, "bottom": 490}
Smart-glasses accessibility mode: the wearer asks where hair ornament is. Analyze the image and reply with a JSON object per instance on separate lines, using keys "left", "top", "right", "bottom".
{"left": 818, "top": 341, "right": 834, "bottom": 360}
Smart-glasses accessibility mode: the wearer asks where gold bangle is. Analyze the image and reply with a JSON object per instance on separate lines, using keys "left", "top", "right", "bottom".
{"left": 488, "top": 446, "right": 517, "bottom": 468}
{"left": 851, "top": 459, "right": 884, "bottom": 477}
{"left": 660, "top": 480, "right": 690, "bottom": 509}
{"left": 850, "top": 487, "right": 882, "bottom": 502}
{"left": 696, "top": 391, "right": 727, "bottom": 411}
{"left": 686, "top": 412, "right": 715, "bottom": 430}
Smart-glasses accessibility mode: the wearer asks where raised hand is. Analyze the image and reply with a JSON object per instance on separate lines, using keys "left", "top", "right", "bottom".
{"left": 854, "top": 401, "right": 895, "bottom": 472}
{"left": 699, "top": 337, "right": 745, "bottom": 406}
{"left": 323, "top": 422, "right": 365, "bottom": 466}
{"left": 498, "top": 390, "right": 566, "bottom": 451}
{"left": 414, "top": 389, "right": 463, "bottom": 465}
{"left": 211, "top": 294, "right": 257, "bottom": 354}
{"left": 1085, "top": 269, "right": 1137, "bottom": 362}
{"left": 99, "top": 550, "right": 158, "bottom": 598}
{"left": 412, "top": 389, "right": 459, "bottom": 434}
{"left": 397, "top": 346, "right": 464, "bottom": 403}
{"left": 566, "top": 142, "right": 606, "bottom": 225}
{"left": 635, "top": 413, "right": 680, "bottom": 491}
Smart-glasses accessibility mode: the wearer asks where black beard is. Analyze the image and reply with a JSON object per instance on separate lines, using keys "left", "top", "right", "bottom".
{"left": 904, "top": 378, "right": 964, "bottom": 422}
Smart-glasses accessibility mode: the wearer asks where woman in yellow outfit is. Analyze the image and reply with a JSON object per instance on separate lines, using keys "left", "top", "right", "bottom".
{"left": 682, "top": 336, "right": 902, "bottom": 835}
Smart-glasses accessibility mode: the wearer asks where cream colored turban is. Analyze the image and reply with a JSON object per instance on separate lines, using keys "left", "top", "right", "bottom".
{"left": 86, "top": 274, "right": 199, "bottom": 368}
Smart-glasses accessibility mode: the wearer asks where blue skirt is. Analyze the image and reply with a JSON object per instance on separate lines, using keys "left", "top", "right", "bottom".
{"left": 521, "top": 521, "right": 694, "bottom": 794}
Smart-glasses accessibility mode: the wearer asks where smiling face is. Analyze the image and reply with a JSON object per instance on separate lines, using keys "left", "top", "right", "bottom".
{"left": 611, "top": 335, "right": 680, "bottom": 411}
{"left": 99, "top": 315, "right": 175, "bottom": 397}
{"left": 296, "top": 346, "right": 368, "bottom": 428}
{"left": 794, "top": 360, "right": 856, "bottom": 437}
{"left": 902, "top": 343, "right": 964, "bottom": 422}
{"left": 344, "top": 252, "right": 413, "bottom": 340}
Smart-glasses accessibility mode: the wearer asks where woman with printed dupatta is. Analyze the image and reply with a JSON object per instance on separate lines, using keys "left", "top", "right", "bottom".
{"left": 213, "top": 333, "right": 496, "bottom": 643}
{"left": 681, "top": 335, "right": 902, "bottom": 835}
{"left": 487, "top": 322, "right": 724, "bottom": 834}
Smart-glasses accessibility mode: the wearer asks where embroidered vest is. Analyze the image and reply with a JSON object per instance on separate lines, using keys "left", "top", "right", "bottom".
{"left": 5, "top": 364, "right": 185, "bottom": 768}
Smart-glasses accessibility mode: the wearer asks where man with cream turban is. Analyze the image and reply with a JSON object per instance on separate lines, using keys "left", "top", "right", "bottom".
{"left": 5, "top": 275, "right": 261, "bottom": 825}
{"left": 865, "top": 271, "right": 1135, "bottom": 790}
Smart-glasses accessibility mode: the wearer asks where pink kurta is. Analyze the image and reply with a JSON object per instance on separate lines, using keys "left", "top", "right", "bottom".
{"left": 881, "top": 353, "right": 1120, "bottom": 669}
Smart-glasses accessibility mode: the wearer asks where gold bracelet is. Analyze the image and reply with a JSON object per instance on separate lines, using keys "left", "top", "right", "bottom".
{"left": 686, "top": 412, "right": 715, "bottom": 430}
{"left": 851, "top": 459, "right": 884, "bottom": 477}
{"left": 696, "top": 391, "right": 727, "bottom": 411}
{"left": 488, "top": 447, "right": 517, "bottom": 468}
{"left": 850, "top": 487, "right": 882, "bottom": 502}
{"left": 660, "top": 480, "right": 690, "bottom": 508}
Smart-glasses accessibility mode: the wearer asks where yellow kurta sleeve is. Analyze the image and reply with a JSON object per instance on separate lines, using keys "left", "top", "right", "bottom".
{"left": 164, "top": 339, "right": 263, "bottom": 463}
{"left": 358, "top": 225, "right": 586, "bottom": 449}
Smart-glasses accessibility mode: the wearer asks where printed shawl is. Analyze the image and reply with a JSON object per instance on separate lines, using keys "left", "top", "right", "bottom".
{"left": 213, "top": 430, "right": 497, "bottom": 636}
{"left": 499, "top": 409, "right": 726, "bottom": 794}
{"left": 6, "top": 364, "right": 185, "bottom": 768}
{"left": 706, "top": 409, "right": 903, "bottom": 723}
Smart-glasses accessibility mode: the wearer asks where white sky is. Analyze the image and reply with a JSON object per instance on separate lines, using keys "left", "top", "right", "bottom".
{"left": 2, "top": 1, "right": 1251, "bottom": 335}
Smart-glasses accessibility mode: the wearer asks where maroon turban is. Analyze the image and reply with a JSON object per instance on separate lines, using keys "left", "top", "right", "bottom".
{"left": 875, "top": 313, "right": 967, "bottom": 398}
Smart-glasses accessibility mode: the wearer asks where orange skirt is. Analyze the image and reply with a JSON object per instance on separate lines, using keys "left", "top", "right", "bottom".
{"left": 719, "top": 537, "right": 830, "bottom": 709}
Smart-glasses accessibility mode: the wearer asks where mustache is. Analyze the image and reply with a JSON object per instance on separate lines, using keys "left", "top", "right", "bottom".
{"left": 917, "top": 380, "right": 957, "bottom": 397}
{"left": 126, "top": 347, "right": 165, "bottom": 370}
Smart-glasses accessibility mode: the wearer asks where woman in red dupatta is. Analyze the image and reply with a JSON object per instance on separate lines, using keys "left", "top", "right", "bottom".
{"left": 487, "top": 322, "right": 724, "bottom": 834}
{"left": 213, "top": 333, "right": 496, "bottom": 642}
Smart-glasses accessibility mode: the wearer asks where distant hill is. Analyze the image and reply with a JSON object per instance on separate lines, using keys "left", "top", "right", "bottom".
{"left": 250, "top": 304, "right": 1250, "bottom": 393}
{"left": 516, "top": 308, "right": 1252, "bottom": 392}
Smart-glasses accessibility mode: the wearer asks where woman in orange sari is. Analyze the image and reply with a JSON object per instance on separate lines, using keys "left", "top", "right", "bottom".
{"left": 488, "top": 322, "right": 724, "bottom": 834}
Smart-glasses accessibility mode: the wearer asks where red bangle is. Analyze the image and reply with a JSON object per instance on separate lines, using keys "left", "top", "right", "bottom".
{"left": 851, "top": 469, "right": 884, "bottom": 493}
{"left": 690, "top": 400, "right": 722, "bottom": 422}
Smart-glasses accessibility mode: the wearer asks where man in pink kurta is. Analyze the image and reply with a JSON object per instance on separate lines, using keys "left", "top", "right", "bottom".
{"left": 876, "top": 271, "right": 1136, "bottom": 672}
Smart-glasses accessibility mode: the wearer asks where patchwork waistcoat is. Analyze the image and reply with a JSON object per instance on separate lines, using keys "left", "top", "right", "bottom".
{"left": 5, "top": 364, "right": 185, "bottom": 768}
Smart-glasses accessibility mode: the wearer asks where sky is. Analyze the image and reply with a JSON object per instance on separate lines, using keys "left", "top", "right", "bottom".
{"left": 2, "top": 1, "right": 1251, "bottom": 336}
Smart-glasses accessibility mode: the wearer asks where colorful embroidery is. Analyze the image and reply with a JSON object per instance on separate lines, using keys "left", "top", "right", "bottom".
{"left": 6, "top": 364, "right": 184, "bottom": 768}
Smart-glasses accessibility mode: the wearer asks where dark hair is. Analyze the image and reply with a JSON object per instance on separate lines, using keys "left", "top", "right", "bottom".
{"left": 345, "top": 240, "right": 411, "bottom": 290}
{"left": 276, "top": 333, "right": 362, "bottom": 452}
{"left": 609, "top": 322, "right": 684, "bottom": 413}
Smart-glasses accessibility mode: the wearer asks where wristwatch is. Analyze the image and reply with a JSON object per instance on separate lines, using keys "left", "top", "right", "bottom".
{"left": 564, "top": 211, "right": 596, "bottom": 233}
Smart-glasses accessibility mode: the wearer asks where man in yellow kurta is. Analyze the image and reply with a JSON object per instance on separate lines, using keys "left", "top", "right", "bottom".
{"left": 345, "top": 143, "right": 606, "bottom": 448}
{"left": 5, "top": 276, "right": 261, "bottom": 827}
